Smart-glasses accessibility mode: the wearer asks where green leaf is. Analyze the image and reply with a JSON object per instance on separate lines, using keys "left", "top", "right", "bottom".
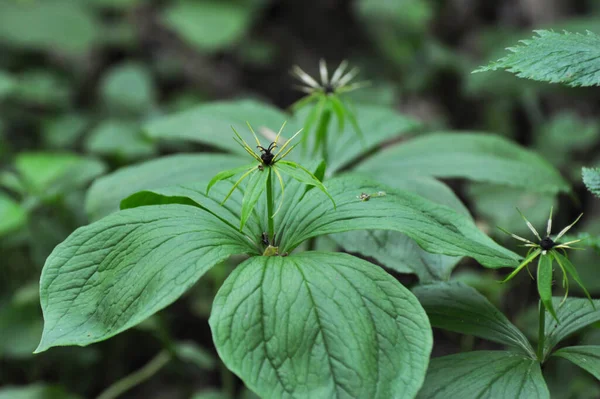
{"left": 0, "top": 0, "right": 99, "bottom": 55}
{"left": 240, "top": 168, "right": 268, "bottom": 230}
{"left": 544, "top": 297, "right": 600, "bottom": 358}
{"left": 0, "top": 71, "right": 16, "bottom": 99}
{"left": 43, "top": 114, "right": 89, "bottom": 149}
{"left": 418, "top": 351, "right": 549, "bottom": 399}
{"left": 280, "top": 174, "right": 520, "bottom": 268}
{"left": 0, "top": 301, "right": 43, "bottom": 359}
{"left": 13, "top": 70, "right": 71, "bottom": 108}
{"left": 15, "top": 152, "right": 106, "bottom": 198}
{"left": 0, "top": 384, "right": 80, "bottom": 399}
{"left": 358, "top": 133, "right": 570, "bottom": 194}
{"left": 538, "top": 253, "right": 558, "bottom": 322}
{"left": 100, "top": 63, "right": 156, "bottom": 114}
{"left": 85, "top": 120, "right": 155, "bottom": 160}
{"left": 275, "top": 161, "right": 335, "bottom": 206}
{"left": 144, "top": 99, "right": 291, "bottom": 152}
{"left": 330, "top": 176, "right": 467, "bottom": 281}
{"left": 0, "top": 193, "right": 26, "bottom": 237}
{"left": 206, "top": 163, "right": 256, "bottom": 194}
{"left": 210, "top": 252, "right": 432, "bottom": 398}
{"left": 36, "top": 205, "right": 254, "bottom": 353}
{"left": 475, "top": 30, "right": 600, "bottom": 87}
{"left": 583, "top": 167, "right": 600, "bottom": 198}
{"left": 174, "top": 341, "right": 216, "bottom": 370}
{"left": 413, "top": 282, "right": 535, "bottom": 357}
{"left": 162, "top": 0, "right": 258, "bottom": 52}
{"left": 85, "top": 154, "right": 247, "bottom": 221}
{"left": 553, "top": 346, "right": 600, "bottom": 380}
{"left": 553, "top": 251, "right": 593, "bottom": 304}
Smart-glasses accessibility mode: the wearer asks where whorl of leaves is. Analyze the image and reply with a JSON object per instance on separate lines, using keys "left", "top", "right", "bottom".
{"left": 475, "top": 30, "right": 600, "bottom": 87}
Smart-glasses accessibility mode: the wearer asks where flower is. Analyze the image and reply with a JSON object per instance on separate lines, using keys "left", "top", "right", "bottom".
{"left": 499, "top": 207, "right": 591, "bottom": 321}
{"left": 207, "top": 122, "right": 335, "bottom": 231}
{"left": 291, "top": 59, "right": 369, "bottom": 96}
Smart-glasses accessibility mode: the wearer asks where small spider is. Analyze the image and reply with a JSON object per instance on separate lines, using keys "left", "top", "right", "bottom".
{"left": 257, "top": 142, "right": 277, "bottom": 166}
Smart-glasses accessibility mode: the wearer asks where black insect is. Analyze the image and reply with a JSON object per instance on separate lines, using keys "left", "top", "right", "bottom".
{"left": 323, "top": 83, "right": 335, "bottom": 95}
{"left": 540, "top": 236, "right": 557, "bottom": 251}
{"left": 257, "top": 142, "right": 276, "bottom": 165}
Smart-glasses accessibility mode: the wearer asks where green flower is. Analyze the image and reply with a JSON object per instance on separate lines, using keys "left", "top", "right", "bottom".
{"left": 207, "top": 122, "right": 335, "bottom": 231}
{"left": 500, "top": 208, "right": 591, "bottom": 321}
{"left": 290, "top": 60, "right": 369, "bottom": 155}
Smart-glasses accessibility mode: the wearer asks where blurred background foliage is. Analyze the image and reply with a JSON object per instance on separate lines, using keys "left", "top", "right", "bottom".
{"left": 1, "top": 0, "right": 600, "bottom": 397}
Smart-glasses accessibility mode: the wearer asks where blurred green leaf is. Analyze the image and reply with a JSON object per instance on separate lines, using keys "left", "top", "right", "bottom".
{"left": 88, "top": 0, "right": 142, "bottom": 9}
{"left": 14, "top": 70, "right": 71, "bottom": 107}
{"left": 174, "top": 341, "right": 216, "bottom": 369}
{"left": 419, "top": 351, "right": 549, "bottom": 399}
{"left": 0, "top": 0, "right": 99, "bottom": 55}
{"left": 413, "top": 282, "right": 535, "bottom": 356}
{"left": 0, "top": 71, "right": 16, "bottom": 99}
{"left": 43, "top": 114, "right": 89, "bottom": 149}
{"left": 191, "top": 391, "right": 230, "bottom": 399}
{"left": 85, "top": 120, "right": 155, "bottom": 160}
{"left": 0, "top": 193, "right": 26, "bottom": 237}
{"left": 553, "top": 346, "right": 600, "bottom": 381}
{"left": 358, "top": 133, "right": 571, "bottom": 194}
{"left": 0, "top": 301, "right": 43, "bottom": 359}
{"left": 85, "top": 153, "right": 247, "bottom": 221}
{"left": 100, "top": 63, "right": 156, "bottom": 115}
{"left": 15, "top": 152, "right": 106, "bottom": 198}
{"left": 162, "top": 0, "right": 258, "bottom": 52}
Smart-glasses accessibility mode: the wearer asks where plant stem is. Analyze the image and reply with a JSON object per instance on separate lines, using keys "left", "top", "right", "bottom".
{"left": 315, "top": 108, "right": 332, "bottom": 163}
{"left": 537, "top": 301, "right": 546, "bottom": 362}
{"left": 96, "top": 350, "right": 171, "bottom": 399}
{"left": 266, "top": 167, "right": 275, "bottom": 243}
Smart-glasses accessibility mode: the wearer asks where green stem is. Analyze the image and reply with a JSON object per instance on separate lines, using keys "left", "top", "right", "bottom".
{"left": 315, "top": 108, "right": 332, "bottom": 163}
{"left": 266, "top": 167, "right": 274, "bottom": 243}
{"left": 96, "top": 350, "right": 171, "bottom": 399}
{"left": 537, "top": 301, "right": 546, "bottom": 362}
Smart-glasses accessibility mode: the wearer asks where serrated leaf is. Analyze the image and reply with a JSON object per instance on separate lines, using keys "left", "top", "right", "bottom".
{"left": 358, "top": 133, "right": 570, "bottom": 194}
{"left": 36, "top": 205, "right": 254, "bottom": 352}
{"left": 85, "top": 154, "right": 247, "bottom": 221}
{"left": 583, "top": 167, "right": 600, "bottom": 198}
{"left": 553, "top": 346, "right": 600, "bottom": 380}
{"left": 0, "top": 193, "right": 26, "bottom": 237}
{"left": 418, "top": 351, "right": 549, "bottom": 399}
{"left": 280, "top": 174, "right": 520, "bottom": 268}
{"left": 210, "top": 252, "right": 432, "bottom": 399}
{"left": 475, "top": 30, "right": 600, "bottom": 87}
{"left": 413, "top": 282, "right": 535, "bottom": 357}
{"left": 538, "top": 253, "right": 559, "bottom": 322}
{"left": 544, "top": 297, "right": 600, "bottom": 358}
{"left": 330, "top": 176, "right": 467, "bottom": 281}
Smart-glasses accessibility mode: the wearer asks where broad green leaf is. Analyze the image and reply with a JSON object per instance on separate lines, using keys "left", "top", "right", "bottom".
{"left": 36, "top": 205, "right": 254, "bottom": 352}
{"left": 0, "top": 384, "right": 80, "bottom": 399}
{"left": 538, "top": 253, "right": 558, "bottom": 322}
{"left": 85, "top": 153, "right": 247, "bottom": 221}
{"left": 100, "top": 63, "right": 156, "bottom": 114}
{"left": 358, "top": 133, "right": 570, "bottom": 194}
{"left": 210, "top": 252, "right": 432, "bottom": 399}
{"left": 279, "top": 174, "right": 520, "bottom": 268}
{"left": 240, "top": 168, "right": 268, "bottom": 230}
{"left": 413, "top": 282, "right": 535, "bottom": 357}
{"left": 553, "top": 346, "right": 600, "bottom": 380}
{"left": 544, "top": 297, "right": 600, "bottom": 358}
{"left": 0, "top": 193, "right": 26, "bottom": 237}
{"left": 0, "top": 71, "right": 16, "bottom": 99}
{"left": 583, "top": 167, "right": 600, "bottom": 198}
{"left": 85, "top": 120, "right": 155, "bottom": 160}
{"left": 475, "top": 30, "right": 600, "bottom": 87}
{"left": 162, "top": 0, "right": 257, "bottom": 52}
{"left": 0, "top": 0, "right": 99, "bottom": 55}
{"left": 15, "top": 152, "right": 105, "bottom": 198}
{"left": 330, "top": 176, "right": 466, "bottom": 281}
{"left": 144, "top": 99, "right": 291, "bottom": 152}
{"left": 418, "top": 351, "right": 549, "bottom": 399}
{"left": 275, "top": 161, "right": 334, "bottom": 205}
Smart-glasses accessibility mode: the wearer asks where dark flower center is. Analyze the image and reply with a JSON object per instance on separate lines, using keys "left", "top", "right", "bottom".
{"left": 324, "top": 83, "right": 335, "bottom": 94}
{"left": 540, "top": 236, "right": 556, "bottom": 251}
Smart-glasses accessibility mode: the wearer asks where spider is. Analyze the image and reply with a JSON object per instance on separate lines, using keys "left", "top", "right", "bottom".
{"left": 257, "top": 142, "right": 277, "bottom": 166}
